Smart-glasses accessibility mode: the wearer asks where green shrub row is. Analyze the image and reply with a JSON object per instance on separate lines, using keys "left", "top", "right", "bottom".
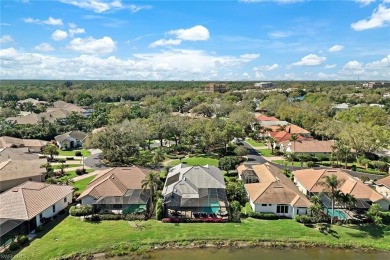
{"left": 248, "top": 212, "right": 278, "bottom": 220}
{"left": 69, "top": 205, "right": 93, "bottom": 216}
{"left": 8, "top": 235, "right": 29, "bottom": 251}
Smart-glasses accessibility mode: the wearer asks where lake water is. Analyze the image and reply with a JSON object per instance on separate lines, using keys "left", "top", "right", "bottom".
{"left": 103, "top": 247, "right": 390, "bottom": 260}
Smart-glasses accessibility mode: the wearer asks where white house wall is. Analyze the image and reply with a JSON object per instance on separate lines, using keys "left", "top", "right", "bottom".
{"left": 35, "top": 192, "right": 73, "bottom": 226}
{"left": 293, "top": 177, "right": 309, "bottom": 196}
{"left": 81, "top": 195, "right": 96, "bottom": 205}
{"left": 375, "top": 199, "right": 390, "bottom": 211}
{"left": 252, "top": 203, "right": 307, "bottom": 218}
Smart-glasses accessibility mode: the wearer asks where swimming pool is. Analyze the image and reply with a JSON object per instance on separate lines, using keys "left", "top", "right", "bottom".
{"left": 324, "top": 208, "right": 346, "bottom": 220}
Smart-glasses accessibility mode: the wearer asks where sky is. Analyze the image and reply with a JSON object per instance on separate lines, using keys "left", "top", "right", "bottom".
{"left": 0, "top": 0, "right": 389, "bottom": 81}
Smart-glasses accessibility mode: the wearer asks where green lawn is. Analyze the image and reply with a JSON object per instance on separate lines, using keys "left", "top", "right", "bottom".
{"left": 57, "top": 169, "right": 95, "bottom": 181}
{"left": 57, "top": 149, "right": 91, "bottom": 157}
{"left": 18, "top": 217, "right": 390, "bottom": 259}
{"left": 167, "top": 156, "right": 219, "bottom": 167}
{"left": 258, "top": 149, "right": 274, "bottom": 157}
{"left": 52, "top": 164, "right": 82, "bottom": 170}
{"left": 273, "top": 160, "right": 307, "bottom": 167}
{"left": 246, "top": 138, "right": 265, "bottom": 147}
{"left": 71, "top": 176, "right": 96, "bottom": 192}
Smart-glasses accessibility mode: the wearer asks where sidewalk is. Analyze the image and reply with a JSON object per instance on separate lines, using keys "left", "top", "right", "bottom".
{"left": 71, "top": 170, "right": 100, "bottom": 182}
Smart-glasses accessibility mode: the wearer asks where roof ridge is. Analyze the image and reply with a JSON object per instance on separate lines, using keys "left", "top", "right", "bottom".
{"left": 199, "top": 165, "right": 225, "bottom": 186}
{"left": 254, "top": 182, "right": 273, "bottom": 201}
{"left": 19, "top": 187, "right": 30, "bottom": 219}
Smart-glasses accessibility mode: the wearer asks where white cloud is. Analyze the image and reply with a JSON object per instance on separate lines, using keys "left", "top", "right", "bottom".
{"left": 0, "top": 35, "right": 13, "bottom": 44}
{"left": 67, "top": 36, "right": 116, "bottom": 55}
{"left": 343, "top": 60, "right": 364, "bottom": 70}
{"left": 324, "top": 64, "right": 337, "bottom": 69}
{"left": 351, "top": 4, "right": 390, "bottom": 31}
{"left": 268, "top": 31, "right": 294, "bottom": 38}
{"left": 254, "top": 71, "right": 265, "bottom": 79}
{"left": 60, "top": 0, "right": 151, "bottom": 13}
{"left": 292, "top": 54, "right": 326, "bottom": 66}
{"left": 149, "top": 39, "right": 182, "bottom": 48}
{"left": 240, "top": 53, "right": 260, "bottom": 60}
{"left": 168, "top": 25, "right": 210, "bottom": 41}
{"left": 355, "top": 0, "right": 376, "bottom": 6}
{"left": 23, "top": 16, "right": 63, "bottom": 26}
{"left": 67, "top": 23, "right": 86, "bottom": 37}
{"left": 328, "top": 45, "right": 344, "bottom": 52}
{"left": 51, "top": 30, "right": 68, "bottom": 41}
{"left": 34, "top": 43, "right": 54, "bottom": 52}
{"left": 365, "top": 54, "right": 390, "bottom": 69}
{"left": 253, "top": 64, "right": 279, "bottom": 71}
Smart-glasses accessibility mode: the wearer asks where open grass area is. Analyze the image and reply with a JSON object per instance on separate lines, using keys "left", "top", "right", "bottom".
{"left": 273, "top": 160, "right": 307, "bottom": 167}
{"left": 71, "top": 176, "right": 96, "bottom": 192}
{"left": 258, "top": 149, "right": 274, "bottom": 157}
{"left": 167, "top": 156, "right": 219, "bottom": 167}
{"left": 245, "top": 138, "right": 265, "bottom": 147}
{"left": 57, "top": 149, "right": 91, "bottom": 157}
{"left": 57, "top": 169, "right": 95, "bottom": 181}
{"left": 18, "top": 217, "right": 390, "bottom": 259}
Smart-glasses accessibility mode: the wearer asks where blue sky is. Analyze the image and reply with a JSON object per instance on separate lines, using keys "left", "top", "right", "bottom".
{"left": 0, "top": 0, "right": 389, "bottom": 80}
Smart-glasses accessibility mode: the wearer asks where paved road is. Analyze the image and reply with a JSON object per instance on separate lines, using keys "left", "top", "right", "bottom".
{"left": 84, "top": 152, "right": 108, "bottom": 170}
{"left": 242, "top": 141, "right": 385, "bottom": 181}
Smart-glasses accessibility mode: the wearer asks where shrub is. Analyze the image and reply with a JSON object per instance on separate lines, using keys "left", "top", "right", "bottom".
{"left": 9, "top": 241, "right": 20, "bottom": 251}
{"left": 380, "top": 211, "right": 390, "bottom": 224}
{"left": 66, "top": 157, "right": 75, "bottom": 160}
{"left": 248, "top": 212, "right": 278, "bottom": 220}
{"left": 306, "top": 161, "right": 315, "bottom": 167}
{"left": 351, "top": 164, "right": 357, "bottom": 171}
{"left": 295, "top": 214, "right": 313, "bottom": 224}
{"left": 75, "top": 169, "right": 87, "bottom": 175}
{"left": 75, "top": 151, "right": 82, "bottom": 156}
{"left": 35, "top": 226, "right": 44, "bottom": 233}
{"left": 69, "top": 205, "right": 93, "bottom": 216}
{"left": 156, "top": 198, "right": 163, "bottom": 220}
{"left": 16, "top": 235, "right": 29, "bottom": 246}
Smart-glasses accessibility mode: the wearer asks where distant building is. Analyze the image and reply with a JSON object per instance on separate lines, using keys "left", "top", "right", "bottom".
{"left": 254, "top": 82, "right": 273, "bottom": 88}
{"left": 204, "top": 83, "right": 227, "bottom": 93}
{"left": 362, "top": 82, "right": 390, "bottom": 89}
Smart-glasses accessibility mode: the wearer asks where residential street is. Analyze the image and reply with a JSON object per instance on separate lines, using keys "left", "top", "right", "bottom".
{"left": 83, "top": 150, "right": 108, "bottom": 170}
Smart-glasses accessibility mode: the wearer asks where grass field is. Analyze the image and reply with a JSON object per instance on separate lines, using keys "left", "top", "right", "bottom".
{"left": 245, "top": 138, "right": 265, "bottom": 147}
{"left": 52, "top": 164, "right": 82, "bottom": 170}
{"left": 18, "top": 217, "right": 390, "bottom": 259}
{"left": 258, "top": 149, "right": 274, "bottom": 157}
{"left": 167, "top": 157, "right": 219, "bottom": 167}
{"left": 71, "top": 176, "right": 96, "bottom": 192}
{"left": 57, "top": 169, "right": 95, "bottom": 181}
{"left": 57, "top": 149, "right": 91, "bottom": 157}
{"left": 272, "top": 160, "right": 307, "bottom": 167}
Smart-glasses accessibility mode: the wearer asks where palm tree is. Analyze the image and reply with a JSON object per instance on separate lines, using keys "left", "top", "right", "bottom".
{"left": 141, "top": 171, "right": 163, "bottom": 218}
{"left": 152, "top": 149, "right": 165, "bottom": 168}
{"left": 338, "top": 146, "right": 351, "bottom": 169}
{"left": 309, "top": 195, "right": 323, "bottom": 222}
{"left": 319, "top": 174, "right": 345, "bottom": 224}
{"left": 289, "top": 134, "right": 299, "bottom": 154}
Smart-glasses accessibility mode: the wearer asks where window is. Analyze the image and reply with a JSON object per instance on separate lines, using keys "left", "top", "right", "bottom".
{"left": 261, "top": 204, "right": 267, "bottom": 207}
{"left": 276, "top": 205, "right": 288, "bottom": 214}
{"left": 64, "top": 197, "right": 67, "bottom": 203}
{"left": 113, "top": 204, "right": 122, "bottom": 209}
{"left": 52, "top": 204, "right": 56, "bottom": 213}
{"left": 39, "top": 213, "right": 43, "bottom": 219}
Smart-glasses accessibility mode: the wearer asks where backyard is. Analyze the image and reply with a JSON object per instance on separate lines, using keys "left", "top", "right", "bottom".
{"left": 17, "top": 217, "right": 390, "bottom": 259}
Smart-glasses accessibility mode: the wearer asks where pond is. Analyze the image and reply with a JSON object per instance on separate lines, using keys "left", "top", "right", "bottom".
{"left": 100, "top": 247, "right": 390, "bottom": 260}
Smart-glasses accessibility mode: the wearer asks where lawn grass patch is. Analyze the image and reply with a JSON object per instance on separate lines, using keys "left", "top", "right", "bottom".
{"left": 167, "top": 157, "right": 219, "bottom": 168}
{"left": 246, "top": 138, "right": 265, "bottom": 147}
{"left": 57, "top": 169, "right": 94, "bottom": 181}
{"left": 52, "top": 164, "right": 82, "bottom": 170}
{"left": 18, "top": 217, "right": 390, "bottom": 259}
{"left": 57, "top": 149, "right": 91, "bottom": 157}
{"left": 258, "top": 149, "right": 274, "bottom": 157}
{"left": 71, "top": 176, "right": 96, "bottom": 192}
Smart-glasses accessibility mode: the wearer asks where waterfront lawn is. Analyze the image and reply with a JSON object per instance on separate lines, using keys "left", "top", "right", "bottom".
{"left": 18, "top": 217, "right": 390, "bottom": 259}
{"left": 246, "top": 138, "right": 265, "bottom": 147}
{"left": 167, "top": 157, "right": 219, "bottom": 167}
{"left": 57, "top": 149, "right": 91, "bottom": 157}
{"left": 71, "top": 176, "right": 96, "bottom": 192}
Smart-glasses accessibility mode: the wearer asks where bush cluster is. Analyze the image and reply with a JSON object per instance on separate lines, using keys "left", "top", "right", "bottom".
{"left": 9, "top": 235, "right": 29, "bottom": 251}
{"left": 85, "top": 214, "right": 145, "bottom": 221}
{"left": 69, "top": 205, "right": 93, "bottom": 216}
{"left": 248, "top": 212, "right": 278, "bottom": 220}
{"left": 75, "top": 169, "right": 87, "bottom": 175}
{"left": 294, "top": 214, "right": 314, "bottom": 224}
{"left": 75, "top": 151, "right": 82, "bottom": 156}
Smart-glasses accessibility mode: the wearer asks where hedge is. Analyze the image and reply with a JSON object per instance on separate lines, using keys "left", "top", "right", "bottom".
{"left": 248, "top": 212, "right": 278, "bottom": 220}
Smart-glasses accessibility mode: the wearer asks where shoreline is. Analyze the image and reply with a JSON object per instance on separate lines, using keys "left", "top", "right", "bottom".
{"left": 56, "top": 239, "right": 385, "bottom": 260}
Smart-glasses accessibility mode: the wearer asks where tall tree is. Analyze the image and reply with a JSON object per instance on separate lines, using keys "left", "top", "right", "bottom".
{"left": 142, "top": 171, "right": 162, "bottom": 218}
{"left": 319, "top": 174, "right": 345, "bottom": 224}
{"left": 43, "top": 144, "right": 59, "bottom": 160}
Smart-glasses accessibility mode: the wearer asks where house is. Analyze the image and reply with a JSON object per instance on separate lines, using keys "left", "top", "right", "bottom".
{"left": 362, "top": 82, "right": 390, "bottom": 89}
{"left": 48, "top": 100, "right": 85, "bottom": 113}
{"left": 375, "top": 176, "right": 390, "bottom": 199}
{"left": 78, "top": 167, "right": 150, "bottom": 214}
{"left": 0, "top": 136, "right": 48, "bottom": 152}
{"left": 332, "top": 103, "right": 350, "bottom": 111}
{"left": 54, "top": 131, "right": 87, "bottom": 149}
{"left": 6, "top": 109, "right": 72, "bottom": 125}
{"left": 254, "top": 82, "right": 273, "bottom": 88}
{"left": 293, "top": 169, "right": 390, "bottom": 211}
{"left": 17, "top": 98, "right": 46, "bottom": 107}
{"left": 0, "top": 159, "right": 46, "bottom": 192}
{"left": 0, "top": 182, "right": 73, "bottom": 243}
{"left": 280, "top": 140, "right": 335, "bottom": 155}
{"left": 162, "top": 164, "right": 228, "bottom": 218}
{"left": 267, "top": 130, "right": 308, "bottom": 144}
{"left": 204, "top": 83, "right": 227, "bottom": 93}
{"left": 254, "top": 113, "right": 279, "bottom": 122}
{"left": 0, "top": 147, "right": 43, "bottom": 163}
{"left": 238, "top": 163, "right": 311, "bottom": 218}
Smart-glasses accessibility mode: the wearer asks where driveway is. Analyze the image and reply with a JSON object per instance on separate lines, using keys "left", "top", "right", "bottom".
{"left": 84, "top": 151, "right": 108, "bottom": 170}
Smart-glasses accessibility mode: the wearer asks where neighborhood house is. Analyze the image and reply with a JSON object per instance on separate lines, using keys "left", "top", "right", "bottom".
{"left": 280, "top": 140, "right": 335, "bottom": 155}
{"left": 238, "top": 163, "right": 311, "bottom": 218}
{"left": 55, "top": 131, "right": 87, "bottom": 149}
{"left": 78, "top": 167, "right": 150, "bottom": 214}
{"left": 162, "top": 164, "right": 229, "bottom": 218}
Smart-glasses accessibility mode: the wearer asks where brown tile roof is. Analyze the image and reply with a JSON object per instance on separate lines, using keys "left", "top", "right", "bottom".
{"left": 0, "top": 181, "right": 73, "bottom": 220}
{"left": 17, "top": 98, "right": 45, "bottom": 106}
{"left": 256, "top": 114, "right": 279, "bottom": 122}
{"left": 281, "top": 140, "right": 335, "bottom": 153}
{"left": 0, "top": 136, "right": 48, "bottom": 149}
{"left": 242, "top": 163, "right": 310, "bottom": 207}
{"left": 0, "top": 159, "right": 46, "bottom": 182}
{"left": 6, "top": 108, "right": 73, "bottom": 125}
{"left": 55, "top": 131, "right": 87, "bottom": 143}
{"left": 376, "top": 176, "right": 390, "bottom": 188}
{"left": 293, "top": 169, "right": 387, "bottom": 202}
{"left": 269, "top": 131, "right": 307, "bottom": 143}
{"left": 0, "top": 148, "right": 42, "bottom": 162}
{"left": 50, "top": 101, "right": 85, "bottom": 113}
{"left": 285, "top": 124, "right": 310, "bottom": 134}
{"left": 78, "top": 167, "right": 150, "bottom": 200}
